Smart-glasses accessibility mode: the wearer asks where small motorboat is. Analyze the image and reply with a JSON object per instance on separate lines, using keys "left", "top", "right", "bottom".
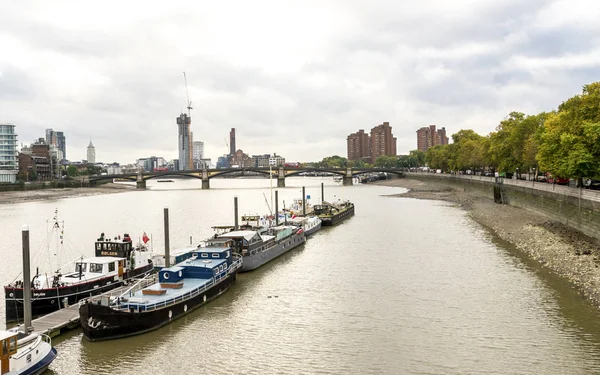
{"left": 0, "top": 330, "right": 57, "bottom": 375}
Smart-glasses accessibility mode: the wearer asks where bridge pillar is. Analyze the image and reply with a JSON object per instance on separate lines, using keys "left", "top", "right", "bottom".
{"left": 136, "top": 171, "right": 146, "bottom": 189}
{"left": 277, "top": 166, "right": 285, "bottom": 187}
{"left": 343, "top": 167, "right": 353, "bottom": 185}
{"left": 202, "top": 169, "right": 210, "bottom": 189}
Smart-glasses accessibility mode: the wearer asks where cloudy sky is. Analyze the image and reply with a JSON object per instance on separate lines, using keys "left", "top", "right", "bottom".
{"left": 1, "top": 0, "right": 599, "bottom": 164}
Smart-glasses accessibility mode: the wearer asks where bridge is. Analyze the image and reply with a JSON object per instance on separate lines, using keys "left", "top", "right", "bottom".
{"left": 89, "top": 167, "right": 404, "bottom": 189}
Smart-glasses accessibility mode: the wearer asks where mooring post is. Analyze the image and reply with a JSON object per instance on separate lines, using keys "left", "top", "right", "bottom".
{"left": 302, "top": 186, "right": 306, "bottom": 216}
{"left": 22, "top": 225, "right": 33, "bottom": 332}
{"left": 275, "top": 190, "right": 279, "bottom": 226}
{"left": 234, "top": 196, "right": 239, "bottom": 230}
{"left": 164, "top": 206, "right": 170, "bottom": 268}
{"left": 321, "top": 182, "right": 324, "bottom": 203}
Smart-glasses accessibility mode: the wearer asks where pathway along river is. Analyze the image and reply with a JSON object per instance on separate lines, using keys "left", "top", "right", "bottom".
{"left": 2, "top": 178, "right": 600, "bottom": 374}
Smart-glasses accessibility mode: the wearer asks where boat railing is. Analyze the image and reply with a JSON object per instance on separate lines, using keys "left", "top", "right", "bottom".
{"left": 117, "top": 257, "right": 242, "bottom": 313}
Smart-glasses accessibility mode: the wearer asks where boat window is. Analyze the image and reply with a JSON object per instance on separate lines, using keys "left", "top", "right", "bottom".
{"left": 75, "top": 263, "right": 87, "bottom": 273}
{"left": 117, "top": 244, "right": 123, "bottom": 252}
{"left": 201, "top": 253, "right": 208, "bottom": 258}
{"left": 109, "top": 262, "right": 116, "bottom": 272}
{"left": 223, "top": 263, "right": 228, "bottom": 270}
{"left": 89, "top": 263, "right": 104, "bottom": 273}
{"left": 226, "top": 250, "right": 230, "bottom": 257}
{"left": 212, "top": 253, "right": 219, "bottom": 258}
{"left": 96, "top": 243, "right": 101, "bottom": 251}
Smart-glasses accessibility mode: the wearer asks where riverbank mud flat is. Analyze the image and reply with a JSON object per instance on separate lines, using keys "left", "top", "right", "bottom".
{"left": 376, "top": 178, "right": 600, "bottom": 306}
{"left": 0, "top": 183, "right": 136, "bottom": 205}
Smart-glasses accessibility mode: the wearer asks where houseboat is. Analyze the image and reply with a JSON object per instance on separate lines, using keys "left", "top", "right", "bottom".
{"left": 5, "top": 233, "right": 153, "bottom": 323}
{"left": 288, "top": 216, "right": 322, "bottom": 236}
{"left": 80, "top": 238, "right": 242, "bottom": 341}
{"left": 218, "top": 224, "right": 306, "bottom": 272}
{"left": 313, "top": 200, "right": 355, "bottom": 226}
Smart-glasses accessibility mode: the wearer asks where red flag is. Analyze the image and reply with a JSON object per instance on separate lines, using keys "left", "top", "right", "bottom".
{"left": 142, "top": 232, "right": 149, "bottom": 244}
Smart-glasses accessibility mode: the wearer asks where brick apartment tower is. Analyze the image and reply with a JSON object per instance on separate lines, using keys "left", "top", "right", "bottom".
{"left": 416, "top": 125, "right": 449, "bottom": 152}
{"left": 370, "top": 122, "right": 397, "bottom": 164}
{"left": 347, "top": 129, "right": 370, "bottom": 161}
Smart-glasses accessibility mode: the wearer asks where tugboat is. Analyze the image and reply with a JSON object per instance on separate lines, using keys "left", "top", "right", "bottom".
{"left": 5, "top": 230, "right": 153, "bottom": 323}
{"left": 313, "top": 200, "right": 355, "bottom": 226}
{"left": 217, "top": 219, "right": 306, "bottom": 272}
{"left": 80, "top": 238, "right": 242, "bottom": 341}
{"left": 0, "top": 330, "right": 57, "bottom": 375}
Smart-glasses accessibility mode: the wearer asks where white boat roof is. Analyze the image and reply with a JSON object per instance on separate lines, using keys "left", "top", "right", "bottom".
{"left": 0, "top": 330, "right": 17, "bottom": 341}
{"left": 81, "top": 256, "right": 122, "bottom": 263}
{"left": 219, "top": 230, "right": 257, "bottom": 240}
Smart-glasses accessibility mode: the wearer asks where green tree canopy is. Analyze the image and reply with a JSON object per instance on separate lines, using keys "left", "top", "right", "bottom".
{"left": 537, "top": 82, "right": 600, "bottom": 179}
{"left": 374, "top": 155, "right": 399, "bottom": 168}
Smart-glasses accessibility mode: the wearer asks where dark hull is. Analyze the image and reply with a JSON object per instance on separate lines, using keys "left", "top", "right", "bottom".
{"left": 80, "top": 270, "right": 238, "bottom": 341}
{"left": 5, "top": 264, "right": 153, "bottom": 323}
{"left": 320, "top": 205, "right": 355, "bottom": 226}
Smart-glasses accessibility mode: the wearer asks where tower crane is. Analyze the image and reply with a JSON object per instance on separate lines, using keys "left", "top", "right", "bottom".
{"left": 183, "top": 72, "right": 193, "bottom": 117}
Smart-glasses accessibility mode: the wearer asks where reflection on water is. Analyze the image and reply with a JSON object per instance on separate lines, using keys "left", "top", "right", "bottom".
{"left": 2, "top": 178, "right": 600, "bottom": 374}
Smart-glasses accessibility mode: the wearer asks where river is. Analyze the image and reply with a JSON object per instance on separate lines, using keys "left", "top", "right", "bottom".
{"left": 2, "top": 177, "right": 600, "bottom": 374}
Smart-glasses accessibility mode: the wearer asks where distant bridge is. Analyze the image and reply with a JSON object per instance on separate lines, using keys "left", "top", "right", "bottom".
{"left": 89, "top": 167, "right": 404, "bottom": 189}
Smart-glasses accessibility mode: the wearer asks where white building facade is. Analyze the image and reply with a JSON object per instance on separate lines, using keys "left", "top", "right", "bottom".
{"left": 0, "top": 124, "right": 18, "bottom": 183}
{"left": 87, "top": 141, "right": 96, "bottom": 164}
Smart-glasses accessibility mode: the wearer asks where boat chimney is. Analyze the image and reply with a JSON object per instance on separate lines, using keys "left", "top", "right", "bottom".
{"left": 275, "top": 190, "right": 279, "bottom": 226}
{"left": 234, "top": 196, "right": 239, "bottom": 231}
{"left": 302, "top": 186, "right": 306, "bottom": 216}
{"left": 164, "top": 206, "right": 170, "bottom": 268}
{"left": 21, "top": 224, "right": 33, "bottom": 333}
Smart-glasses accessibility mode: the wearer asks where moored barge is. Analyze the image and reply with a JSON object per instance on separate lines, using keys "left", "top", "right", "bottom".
{"left": 80, "top": 238, "right": 242, "bottom": 341}
{"left": 313, "top": 200, "right": 355, "bottom": 226}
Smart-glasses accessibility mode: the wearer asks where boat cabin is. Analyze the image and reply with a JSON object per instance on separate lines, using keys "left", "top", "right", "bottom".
{"left": 0, "top": 331, "right": 17, "bottom": 374}
{"left": 95, "top": 233, "right": 134, "bottom": 258}
{"left": 218, "top": 230, "right": 264, "bottom": 254}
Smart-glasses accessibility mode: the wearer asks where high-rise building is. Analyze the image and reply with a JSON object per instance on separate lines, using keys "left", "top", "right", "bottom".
{"left": 416, "top": 125, "right": 449, "bottom": 152}
{"left": 87, "top": 140, "right": 96, "bottom": 164}
{"left": 229, "top": 128, "right": 236, "bottom": 157}
{"left": 46, "top": 128, "right": 67, "bottom": 162}
{"left": 370, "top": 122, "right": 397, "bottom": 164}
{"left": 193, "top": 141, "right": 204, "bottom": 161}
{"left": 347, "top": 129, "right": 370, "bottom": 161}
{"left": 56, "top": 131, "right": 66, "bottom": 161}
{"left": 176, "top": 113, "right": 193, "bottom": 170}
{"left": 0, "top": 124, "right": 18, "bottom": 183}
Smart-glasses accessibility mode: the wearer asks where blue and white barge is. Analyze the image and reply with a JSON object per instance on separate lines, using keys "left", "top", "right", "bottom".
{"left": 79, "top": 238, "right": 242, "bottom": 341}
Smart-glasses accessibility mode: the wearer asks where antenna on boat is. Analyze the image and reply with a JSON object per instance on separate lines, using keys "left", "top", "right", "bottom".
{"left": 262, "top": 193, "right": 273, "bottom": 216}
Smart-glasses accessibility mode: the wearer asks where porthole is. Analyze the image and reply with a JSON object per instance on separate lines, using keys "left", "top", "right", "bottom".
{"left": 168, "top": 310, "right": 172, "bottom": 319}
{"left": 51, "top": 300, "right": 55, "bottom": 304}
{"left": 9, "top": 293, "right": 13, "bottom": 298}
{"left": 178, "top": 270, "right": 182, "bottom": 277}
{"left": 203, "top": 295, "right": 207, "bottom": 302}
{"left": 163, "top": 272, "right": 170, "bottom": 280}
{"left": 184, "top": 305, "right": 188, "bottom": 312}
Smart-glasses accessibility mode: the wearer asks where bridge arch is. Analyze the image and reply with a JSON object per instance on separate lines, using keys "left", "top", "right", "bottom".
{"left": 285, "top": 168, "right": 346, "bottom": 177}
{"left": 208, "top": 168, "right": 273, "bottom": 179}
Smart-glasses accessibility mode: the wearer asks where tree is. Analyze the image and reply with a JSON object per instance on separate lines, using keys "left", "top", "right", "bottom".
{"left": 67, "top": 165, "right": 78, "bottom": 177}
{"left": 374, "top": 155, "right": 398, "bottom": 168}
{"left": 315, "top": 155, "right": 348, "bottom": 168}
{"left": 426, "top": 144, "right": 452, "bottom": 171}
{"left": 537, "top": 82, "right": 600, "bottom": 180}
{"left": 409, "top": 150, "right": 426, "bottom": 167}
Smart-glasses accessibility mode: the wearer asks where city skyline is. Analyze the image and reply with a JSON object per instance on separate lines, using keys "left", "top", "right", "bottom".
{"left": 1, "top": 1, "right": 599, "bottom": 163}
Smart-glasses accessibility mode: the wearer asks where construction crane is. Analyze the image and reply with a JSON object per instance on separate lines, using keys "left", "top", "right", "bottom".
{"left": 183, "top": 72, "right": 192, "bottom": 117}
{"left": 224, "top": 137, "right": 229, "bottom": 150}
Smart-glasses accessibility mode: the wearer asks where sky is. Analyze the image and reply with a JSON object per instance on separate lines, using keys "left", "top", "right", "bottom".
{"left": 1, "top": 0, "right": 599, "bottom": 165}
